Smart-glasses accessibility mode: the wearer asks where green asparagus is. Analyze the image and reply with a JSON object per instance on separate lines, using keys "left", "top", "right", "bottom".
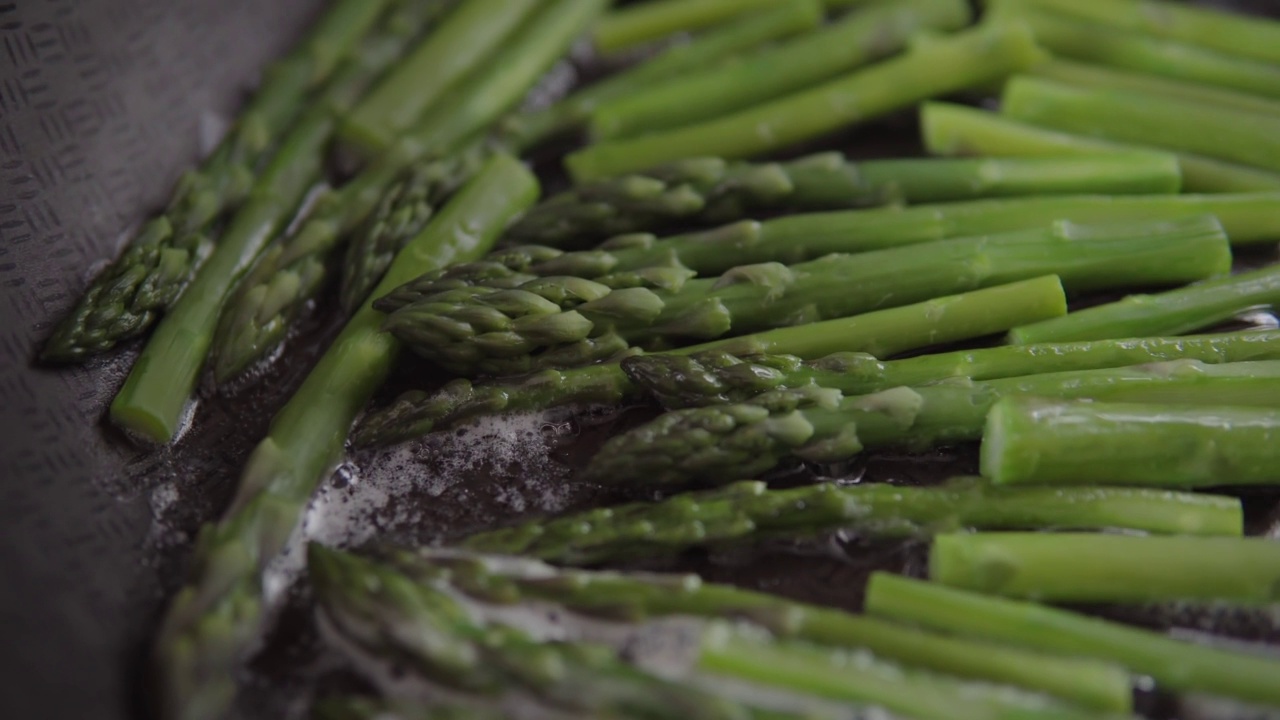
{"left": 464, "top": 477, "right": 1241, "bottom": 562}
{"left": 333, "top": 142, "right": 489, "bottom": 315}
{"left": 865, "top": 573, "right": 1280, "bottom": 706}
{"left": 206, "top": 0, "right": 605, "bottom": 388}
{"left": 313, "top": 546, "right": 1121, "bottom": 720}
{"left": 355, "top": 276, "right": 1067, "bottom": 446}
{"left": 582, "top": 359, "right": 1280, "bottom": 487}
{"left": 383, "top": 548, "right": 1134, "bottom": 711}
{"left": 503, "top": 0, "right": 826, "bottom": 151}
{"left": 1009, "top": 264, "right": 1280, "bottom": 345}
{"left": 382, "top": 216, "right": 1229, "bottom": 376}
{"left": 39, "top": 0, "right": 393, "bottom": 363}
{"left": 589, "top": 0, "right": 972, "bottom": 140}
{"left": 151, "top": 156, "right": 538, "bottom": 720}
{"left": 339, "top": 0, "right": 539, "bottom": 154}
{"left": 920, "top": 101, "right": 1280, "bottom": 193}
{"left": 310, "top": 546, "right": 759, "bottom": 719}
{"left": 625, "top": 329, "right": 1280, "bottom": 409}
{"left": 982, "top": 398, "right": 1280, "bottom": 489}
{"left": 592, "top": 0, "right": 788, "bottom": 54}
{"left": 565, "top": 21, "right": 1041, "bottom": 181}
{"left": 393, "top": 193, "right": 1280, "bottom": 306}
{"left": 1002, "top": 76, "right": 1280, "bottom": 174}
{"left": 505, "top": 152, "right": 1182, "bottom": 249}
{"left": 987, "top": 3, "right": 1280, "bottom": 99}
{"left": 1030, "top": 59, "right": 1280, "bottom": 121}
{"left": 930, "top": 532, "right": 1280, "bottom": 603}
{"left": 1003, "top": 0, "right": 1280, "bottom": 65}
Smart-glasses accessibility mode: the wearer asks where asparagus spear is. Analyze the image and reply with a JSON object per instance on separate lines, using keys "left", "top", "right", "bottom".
{"left": 565, "top": 22, "right": 1041, "bottom": 181}
{"left": 312, "top": 547, "right": 758, "bottom": 720}
{"left": 589, "top": 0, "right": 972, "bottom": 141}
{"left": 354, "top": 276, "right": 1067, "bottom": 446}
{"left": 39, "top": 0, "right": 393, "bottom": 363}
{"left": 395, "top": 192, "right": 1280, "bottom": 305}
{"left": 1031, "top": 59, "right": 1280, "bottom": 121}
{"left": 314, "top": 547, "right": 1120, "bottom": 720}
{"left": 503, "top": 0, "right": 826, "bottom": 152}
{"left": 930, "top": 532, "right": 1280, "bottom": 604}
{"left": 626, "top": 330, "right": 1280, "bottom": 409}
{"left": 505, "top": 152, "right": 1182, "bottom": 250}
{"left": 987, "top": 3, "right": 1280, "bottom": 99}
{"left": 382, "top": 216, "right": 1230, "bottom": 376}
{"left": 464, "top": 475, "right": 1240, "bottom": 560}
{"left": 1002, "top": 76, "right": 1280, "bottom": 174}
{"left": 339, "top": 0, "right": 540, "bottom": 155}
{"left": 151, "top": 156, "right": 539, "bottom": 720}
{"left": 334, "top": 142, "right": 493, "bottom": 316}
{"left": 920, "top": 101, "right": 1280, "bottom": 193}
{"left": 592, "top": 0, "right": 789, "bottom": 54}
{"left": 206, "top": 1, "right": 605, "bottom": 388}
{"left": 386, "top": 548, "right": 1135, "bottom": 712}
{"left": 1009, "top": 264, "right": 1280, "bottom": 345}
{"left": 581, "top": 359, "right": 1280, "bottom": 487}
{"left": 982, "top": 398, "right": 1280, "bottom": 489}
{"left": 1002, "top": 0, "right": 1280, "bottom": 65}
{"left": 865, "top": 573, "right": 1280, "bottom": 706}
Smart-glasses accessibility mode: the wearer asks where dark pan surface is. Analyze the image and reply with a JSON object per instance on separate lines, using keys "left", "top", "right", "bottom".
{"left": 2, "top": 2, "right": 1279, "bottom": 720}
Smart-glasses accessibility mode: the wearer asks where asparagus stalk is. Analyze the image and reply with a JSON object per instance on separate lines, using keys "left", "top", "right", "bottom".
{"left": 354, "top": 276, "right": 1067, "bottom": 446}
{"left": 503, "top": 0, "right": 826, "bottom": 151}
{"left": 39, "top": 0, "right": 393, "bottom": 363}
{"left": 592, "top": 0, "right": 788, "bottom": 54}
{"left": 1001, "top": 76, "right": 1280, "bottom": 175}
{"left": 392, "top": 549, "right": 1134, "bottom": 712}
{"left": 700, "top": 631, "right": 1124, "bottom": 720}
{"left": 626, "top": 330, "right": 1280, "bottom": 409}
{"left": 1002, "top": 0, "right": 1280, "bottom": 65}
{"left": 590, "top": 0, "right": 972, "bottom": 140}
{"left": 930, "top": 532, "right": 1280, "bottom": 604}
{"left": 463, "top": 477, "right": 1240, "bottom": 562}
{"left": 565, "top": 22, "right": 1041, "bottom": 181}
{"left": 339, "top": 0, "right": 540, "bottom": 154}
{"left": 920, "top": 101, "right": 1280, "bottom": 193}
{"left": 311, "top": 547, "right": 760, "bottom": 720}
{"left": 206, "top": 1, "right": 605, "bottom": 388}
{"left": 582, "top": 359, "right": 1280, "bottom": 487}
{"left": 505, "top": 152, "right": 1182, "bottom": 250}
{"left": 982, "top": 398, "right": 1280, "bottom": 489}
{"left": 865, "top": 573, "right": 1280, "bottom": 706}
{"left": 1030, "top": 59, "right": 1280, "bottom": 121}
{"left": 1009, "top": 264, "right": 1280, "bottom": 345}
{"left": 382, "top": 216, "right": 1230, "bottom": 376}
{"left": 150, "top": 156, "right": 538, "bottom": 720}
{"left": 316, "top": 547, "right": 1122, "bottom": 720}
{"left": 335, "top": 141, "right": 494, "bottom": 316}
{"left": 988, "top": 3, "right": 1280, "bottom": 100}
{"left": 396, "top": 192, "right": 1279, "bottom": 305}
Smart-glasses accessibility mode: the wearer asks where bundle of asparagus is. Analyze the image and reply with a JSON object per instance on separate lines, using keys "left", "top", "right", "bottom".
{"left": 38, "top": 0, "right": 1280, "bottom": 718}
{"left": 311, "top": 545, "right": 1140, "bottom": 717}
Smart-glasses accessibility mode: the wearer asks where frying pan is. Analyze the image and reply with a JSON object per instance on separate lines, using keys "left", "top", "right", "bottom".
{"left": 2, "top": 2, "right": 1278, "bottom": 720}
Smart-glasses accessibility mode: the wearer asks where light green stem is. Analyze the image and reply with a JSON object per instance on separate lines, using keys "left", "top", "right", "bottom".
{"left": 1002, "top": 76, "right": 1280, "bottom": 175}
{"left": 921, "top": 101, "right": 1280, "bottom": 193}
{"left": 590, "top": 0, "right": 971, "bottom": 140}
{"left": 865, "top": 573, "right": 1280, "bottom": 708}
{"left": 566, "top": 22, "right": 1040, "bottom": 181}
{"left": 1009, "top": 263, "right": 1280, "bottom": 344}
{"left": 592, "top": 0, "right": 787, "bottom": 53}
{"left": 982, "top": 397, "right": 1280, "bottom": 489}
{"left": 929, "top": 532, "right": 1280, "bottom": 603}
